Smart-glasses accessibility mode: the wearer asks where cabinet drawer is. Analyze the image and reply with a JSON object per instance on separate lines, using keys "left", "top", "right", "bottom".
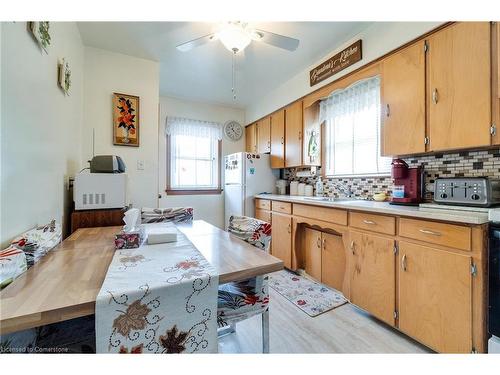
{"left": 399, "top": 218, "right": 471, "bottom": 251}
{"left": 255, "top": 208, "right": 271, "bottom": 223}
{"left": 272, "top": 201, "right": 292, "bottom": 214}
{"left": 293, "top": 204, "right": 347, "bottom": 226}
{"left": 350, "top": 212, "right": 396, "bottom": 235}
{"left": 255, "top": 199, "right": 271, "bottom": 210}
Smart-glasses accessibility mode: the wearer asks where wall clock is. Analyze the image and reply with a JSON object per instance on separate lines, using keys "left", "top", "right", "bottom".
{"left": 223, "top": 120, "right": 243, "bottom": 141}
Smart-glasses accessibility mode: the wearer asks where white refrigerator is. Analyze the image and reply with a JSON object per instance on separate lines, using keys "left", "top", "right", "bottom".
{"left": 224, "top": 152, "right": 278, "bottom": 228}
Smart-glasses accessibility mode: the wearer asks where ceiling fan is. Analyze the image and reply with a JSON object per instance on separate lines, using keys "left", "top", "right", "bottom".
{"left": 176, "top": 22, "right": 300, "bottom": 101}
{"left": 176, "top": 22, "right": 300, "bottom": 54}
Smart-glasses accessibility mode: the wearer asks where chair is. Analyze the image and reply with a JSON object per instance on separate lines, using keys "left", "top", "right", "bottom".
{"left": 141, "top": 207, "right": 193, "bottom": 224}
{"left": 217, "top": 215, "right": 271, "bottom": 353}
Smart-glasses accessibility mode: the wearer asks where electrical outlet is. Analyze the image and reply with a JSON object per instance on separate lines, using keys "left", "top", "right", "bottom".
{"left": 137, "top": 160, "right": 145, "bottom": 170}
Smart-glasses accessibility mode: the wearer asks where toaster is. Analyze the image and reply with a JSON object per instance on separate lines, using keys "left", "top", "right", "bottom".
{"left": 433, "top": 177, "right": 500, "bottom": 207}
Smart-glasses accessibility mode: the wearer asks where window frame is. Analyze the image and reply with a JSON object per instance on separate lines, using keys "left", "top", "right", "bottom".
{"left": 321, "top": 76, "right": 391, "bottom": 178}
{"left": 165, "top": 135, "right": 222, "bottom": 195}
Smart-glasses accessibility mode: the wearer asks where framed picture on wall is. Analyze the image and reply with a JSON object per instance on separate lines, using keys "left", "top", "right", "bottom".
{"left": 113, "top": 93, "right": 140, "bottom": 147}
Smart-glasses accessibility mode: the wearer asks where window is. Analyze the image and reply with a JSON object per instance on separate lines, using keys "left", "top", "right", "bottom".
{"left": 320, "top": 76, "right": 391, "bottom": 177}
{"left": 166, "top": 117, "right": 222, "bottom": 194}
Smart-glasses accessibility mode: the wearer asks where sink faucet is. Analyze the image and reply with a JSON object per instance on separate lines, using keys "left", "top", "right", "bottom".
{"left": 332, "top": 182, "right": 354, "bottom": 198}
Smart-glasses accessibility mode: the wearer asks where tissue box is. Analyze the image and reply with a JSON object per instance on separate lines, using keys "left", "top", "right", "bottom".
{"left": 115, "top": 227, "right": 145, "bottom": 249}
{"left": 147, "top": 227, "right": 178, "bottom": 245}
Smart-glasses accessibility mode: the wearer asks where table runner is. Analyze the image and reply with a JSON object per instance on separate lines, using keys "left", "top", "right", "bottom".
{"left": 95, "top": 223, "right": 219, "bottom": 353}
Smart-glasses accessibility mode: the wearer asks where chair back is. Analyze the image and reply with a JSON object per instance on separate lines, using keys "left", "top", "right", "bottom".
{"left": 141, "top": 207, "right": 193, "bottom": 224}
{"left": 228, "top": 215, "right": 271, "bottom": 252}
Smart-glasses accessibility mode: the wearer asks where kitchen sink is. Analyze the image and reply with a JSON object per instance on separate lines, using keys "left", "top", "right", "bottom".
{"left": 302, "top": 197, "right": 358, "bottom": 202}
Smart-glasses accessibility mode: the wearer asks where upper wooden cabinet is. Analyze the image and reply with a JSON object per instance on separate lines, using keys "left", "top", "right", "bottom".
{"left": 492, "top": 22, "right": 500, "bottom": 145}
{"left": 270, "top": 110, "right": 285, "bottom": 168}
{"left": 381, "top": 41, "right": 426, "bottom": 156}
{"left": 245, "top": 123, "right": 257, "bottom": 153}
{"left": 398, "top": 241, "right": 473, "bottom": 353}
{"left": 285, "top": 100, "right": 303, "bottom": 167}
{"left": 256, "top": 116, "right": 271, "bottom": 154}
{"left": 303, "top": 103, "right": 321, "bottom": 166}
{"left": 427, "top": 22, "right": 491, "bottom": 151}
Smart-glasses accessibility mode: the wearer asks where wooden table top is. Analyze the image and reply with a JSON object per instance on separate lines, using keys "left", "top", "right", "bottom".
{"left": 0, "top": 221, "right": 283, "bottom": 335}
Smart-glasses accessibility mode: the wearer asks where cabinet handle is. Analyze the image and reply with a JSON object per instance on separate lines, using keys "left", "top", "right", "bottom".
{"left": 281, "top": 136, "right": 284, "bottom": 145}
{"left": 317, "top": 237, "right": 321, "bottom": 248}
{"left": 386, "top": 104, "right": 390, "bottom": 117}
{"left": 401, "top": 254, "right": 407, "bottom": 271}
{"left": 419, "top": 229, "right": 441, "bottom": 236}
{"left": 363, "top": 219, "right": 376, "bottom": 225}
{"left": 350, "top": 240, "right": 355, "bottom": 255}
{"left": 268, "top": 140, "right": 271, "bottom": 150}
{"left": 432, "top": 88, "right": 439, "bottom": 104}
{"left": 287, "top": 224, "right": 291, "bottom": 234}
{"left": 298, "top": 131, "right": 302, "bottom": 140}
{"left": 322, "top": 238, "right": 326, "bottom": 249}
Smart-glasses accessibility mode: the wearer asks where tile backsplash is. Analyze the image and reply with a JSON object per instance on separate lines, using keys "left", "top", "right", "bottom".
{"left": 283, "top": 148, "right": 500, "bottom": 201}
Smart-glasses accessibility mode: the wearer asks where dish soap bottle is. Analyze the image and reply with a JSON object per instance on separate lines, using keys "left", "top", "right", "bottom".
{"left": 315, "top": 176, "right": 324, "bottom": 197}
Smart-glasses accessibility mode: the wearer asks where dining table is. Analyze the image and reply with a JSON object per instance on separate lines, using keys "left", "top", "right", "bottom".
{"left": 0, "top": 220, "right": 283, "bottom": 336}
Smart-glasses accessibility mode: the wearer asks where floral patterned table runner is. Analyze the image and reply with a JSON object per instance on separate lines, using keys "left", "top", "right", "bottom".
{"left": 95, "top": 223, "right": 219, "bottom": 354}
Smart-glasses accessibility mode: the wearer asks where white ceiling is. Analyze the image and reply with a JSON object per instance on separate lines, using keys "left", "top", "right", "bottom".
{"left": 77, "top": 22, "right": 372, "bottom": 108}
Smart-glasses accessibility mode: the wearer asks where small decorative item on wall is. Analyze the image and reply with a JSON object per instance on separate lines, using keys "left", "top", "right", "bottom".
{"left": 309, "top": 39, "right": 362, "bottom": 87}
{"left": 57, "top": 58, "right": 71, "bottom": 95}
{"left": 28, "top": 21, "right": 51, "bottom": 53}
{"left": 113, "top": 93, "right": 140, "bottom": 147}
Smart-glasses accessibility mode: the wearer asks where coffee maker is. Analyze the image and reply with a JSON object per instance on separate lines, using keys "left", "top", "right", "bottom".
{"left": 390, "top": 159, "right": 423, "bottom": 205}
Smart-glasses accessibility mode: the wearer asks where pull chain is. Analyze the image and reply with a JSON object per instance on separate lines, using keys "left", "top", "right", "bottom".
{"left": 231, "top": 49, "right": 237, "bottom": 100}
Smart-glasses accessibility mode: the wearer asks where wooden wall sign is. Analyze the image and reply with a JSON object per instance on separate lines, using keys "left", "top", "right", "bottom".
{"left": 309, "top": 40, "right": 362, "bottom": 87}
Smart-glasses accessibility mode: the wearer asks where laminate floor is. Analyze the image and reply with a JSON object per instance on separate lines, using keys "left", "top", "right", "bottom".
{"left": 218, "top": 288, "right": 432, "bottom": 353}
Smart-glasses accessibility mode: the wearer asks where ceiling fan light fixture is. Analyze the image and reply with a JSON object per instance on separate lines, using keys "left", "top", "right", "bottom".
{"left": 217, "top": 23, "right": 251, "bottom": 54}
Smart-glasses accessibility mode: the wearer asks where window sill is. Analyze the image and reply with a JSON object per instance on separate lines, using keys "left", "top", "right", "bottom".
{"left": 324, "top": 173, "right": 391, "bottom": 179}
{"left": 165, "top": 188, "right": 223, "bottom": 196}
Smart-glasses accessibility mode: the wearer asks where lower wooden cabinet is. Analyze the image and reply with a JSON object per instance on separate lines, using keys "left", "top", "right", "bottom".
{"left": 271, "top": 212, "right": 292, "bottom": 269}
{"left": 303, "top": 228, "right": 322, "bottom": 280}
{"left": 321, "top": 232, "right": 346, "bottom": 293}
{"left": 301, "top": 228, "right": 346, "bottom": 293}
{"left": 349, "top": 230, "right": 396, "bottom": 326}
{"left": 398, "top": 241, "right": 473, "bottom": 353}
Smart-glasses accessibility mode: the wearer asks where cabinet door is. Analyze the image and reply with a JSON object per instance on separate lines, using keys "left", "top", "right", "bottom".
{"left": 382, "top": 41, "right": 426, "bottom": 156}
{"left": 303, "top": 228, "right": 322, "bottom": 280}
{"left": 349, "top": 230, "right": 395, "bottom": 325}
{"left": 255, "top": 208, "right": 271, "bottom": 223}
{"left": 245, "top": 124, "right": 256, "bottom": 153}
{"left": 428, "top": 22, "right": 491, "bottom": 151}
{"left": 398, "top": 241, "right": 472, "bottom": 353}
{"left": 271, "top": 212, "right": 292, "bottom": 269}
{"left": 303, "top": 103, "right": 321, "bottom": 166}
{"left": 257, "top": 116, "right": 271, "bottom": 154}
{"left": 270, "top": 110, "right": 285, "bottom": 168}
{"left": 321, "top": 232, "right": 346, "bottom": 293}
{"left": 285, "top": 101, "right": 303, "bottom": 167}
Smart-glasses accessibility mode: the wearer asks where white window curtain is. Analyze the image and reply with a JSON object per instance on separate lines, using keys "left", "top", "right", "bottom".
{"left": 165, "top": 116, "right": 222, "bottom": 190}
{"left": 320, "top": 76, "right": 391, "bottom": 177}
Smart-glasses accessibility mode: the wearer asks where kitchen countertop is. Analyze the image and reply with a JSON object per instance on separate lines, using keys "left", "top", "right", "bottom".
{"left": 255, "top": 194, "right": 490, "bottom": 225}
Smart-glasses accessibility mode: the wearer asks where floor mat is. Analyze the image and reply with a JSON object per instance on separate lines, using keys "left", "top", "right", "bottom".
{"left": 269, "top": 270, "right": 347, "bottom": 317}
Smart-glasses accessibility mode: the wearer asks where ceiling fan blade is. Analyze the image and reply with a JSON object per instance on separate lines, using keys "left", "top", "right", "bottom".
{"left": 176, "top": 33, "right": 218, "bottom": 52}
{"left": 252, "top": 29, "right": 299, "bottom": 51}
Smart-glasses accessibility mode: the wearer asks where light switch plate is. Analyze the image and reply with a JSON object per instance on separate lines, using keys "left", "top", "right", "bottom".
{"left": 137, "top": 160, "right": 145, "bottom": 170}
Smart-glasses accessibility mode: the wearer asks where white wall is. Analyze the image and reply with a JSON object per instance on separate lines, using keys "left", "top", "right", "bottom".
{"left": 82, "top": 47, "right": 160, "bottom": 209}
{"left": 246, "top": 22, "right": 443, "bottom": 123}
{"left": 158, "top": 96, "right": 245, "bottom": 228}
{"left": 1, "top": 22, "right": 84, "bottom": 247}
